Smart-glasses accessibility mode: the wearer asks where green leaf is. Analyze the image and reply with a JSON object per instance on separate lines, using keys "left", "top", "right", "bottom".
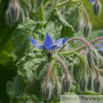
{"left": 12, "top": 18, "right": 45, "bottom": 60}
{"left": 36, "top": 60, "right": 48, "bottom": 78}
{"left": 25, "top": 76, "right": 42, "bottom": 100}
{"left": 35, "top": 0, "right": 43, "bottom": 10}
{"left": 54, "top": 9, "right": 74, "bottom": 38}
{"left": 17, "top": 49, "right": 46, "bottom": 81}
{"left": 61, "top": 26, "right": 74, "bottom": 39}
{"left": 9, "top": 75, "right": 26, "bottom": 96}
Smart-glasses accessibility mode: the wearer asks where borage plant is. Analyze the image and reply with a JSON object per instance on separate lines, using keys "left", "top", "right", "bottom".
{"left": 4, "top": 0, "right": 103, "bottom": 103}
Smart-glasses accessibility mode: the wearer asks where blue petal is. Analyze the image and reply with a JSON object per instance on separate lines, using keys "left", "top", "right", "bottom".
{"left": 29, "top": 37, "right": 37, "bottom": 46}
{"left": 99, "top": 47, "right": 103, "bottom": 51}
{"left": 55, "top": 38, "right": 64, "bottom": 44}
{"left": 94, "top": 43, "right": 103, "bottom": 47}
{"left": 62, "top": 36, "right": 66, "bottom": 45}
{"left": 90, "top": 0, "right": 96, "bottom": 3}
{"left": 43, "top": 33, "right": 54, "bottom": 50}
{"left": 53, "top": 46, "right": 61, "bottom": 50}
{"left": 36, "top": 45, "right": 45, "bottom": 50}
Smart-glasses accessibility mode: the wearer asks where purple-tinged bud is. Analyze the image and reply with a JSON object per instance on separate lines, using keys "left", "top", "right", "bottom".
{"left": 80, "top": 78, "right": 86, "bottom": 92}
{"left": 41, "top": 84, "right": 52, "bottom": 100}
{"left": 93, "top": 0, "right": 101, "bottom": 15}
{"left": 6, "top": 0, "right": 20, "bottom": 26}
{"left": 53, "top": 83, "right": 61, "bottom": 99}
{"left": 87, "top": 76, "right": 93, "bottom": 90}
{"left": 94, "top": 76, "right": 102, "bottom": 93}
{"left": 62, "top": 76, "right": 71, "bottom": 92}
{"left": 84, "top": 23, "right": 92, "bottom": 37}
{"left": 19, "top": 9, "right": 25, "bottom": 24}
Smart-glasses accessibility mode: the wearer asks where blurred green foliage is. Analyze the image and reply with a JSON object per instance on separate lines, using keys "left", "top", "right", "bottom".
{"left": 81, "top": 0, "right": 103, "bottom": 29}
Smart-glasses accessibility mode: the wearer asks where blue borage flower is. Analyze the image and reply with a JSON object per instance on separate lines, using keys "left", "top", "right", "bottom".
{"left": 29, "top": 32, "right": 66, "bottom": 61}
{"left": 90, "top": 0, "right": 96, "bottom": 3}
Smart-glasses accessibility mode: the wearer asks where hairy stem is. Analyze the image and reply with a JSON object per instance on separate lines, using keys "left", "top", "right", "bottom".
{"left": 56, "top": 55, "right": 69, "bottom": 78}
{"left": 80, "top": 5, "right": 89, "bottom": 25}
{"left": 74, "top": 37, "right": 103, "bottom": 52}
{"left": 46, "top": 59, "right": 55, "bottom": 86}
{"left": 94, "top": 66, "right": 99, "bottom": 78}
{"left": 59, "top": 37, "right": 93, "bottom": 52}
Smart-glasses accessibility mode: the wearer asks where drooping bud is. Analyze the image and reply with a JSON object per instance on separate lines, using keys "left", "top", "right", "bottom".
{"left": 74, "top": 21, "right": 80, "bottom": 32}
{"left": 19, "top": 9, "right": 25, "bottom": 24}
{"left": 6, "top": 0, "right": 20, "bottom": 26}
{"left": 94, "top": 76, "right": 102, "bottom": 93}
{"left": 41, "top": 84, "right": 52, "bottom": 100}
{"left": 80, "top": 78, "right": 86, "bottom": 92}
{"left": 62, "top": 76, "right": 71, "bottom": 92}
{"left": 93, "top": 0, "right": 101, "bottom": 15}
{"left": 53, "top": 84, "right": 61, "bottom": 99}
{"left": 87, "top": 49, "right": 94, "bottom": 69}
{"left": 84, "top": 23, "right": 92, "bottom": 37}
{"left": 87, "top": 75, "right": 93, "bottom": 90}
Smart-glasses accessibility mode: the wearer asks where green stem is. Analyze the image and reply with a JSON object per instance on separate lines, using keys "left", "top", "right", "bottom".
{"left": 45, "top": 59, "right": 55, "bottom": 86}
{"left": 58, "top": 37, "right": 93, "bottom": 53}
{"left": 80, "top": 5, "right": 89, "bottom": 25}
{"left": 57, "top": 0, "right": 79, "bottom": 8}
{"left": 39, "top": 2, "right": 44, "bottom": 21}
{"left": 53, "top": 68, "right": 58, "bottom": 85}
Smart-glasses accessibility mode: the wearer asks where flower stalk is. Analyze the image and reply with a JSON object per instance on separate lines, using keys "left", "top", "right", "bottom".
{"left": 80, "top": 5, "right": 89, "bottom": 25}
{"left": 45, "top": 59, "right": 55, "bottom": 86}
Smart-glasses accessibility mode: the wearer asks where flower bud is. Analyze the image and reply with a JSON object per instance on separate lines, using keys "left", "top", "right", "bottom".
{"left": 84, "top": 23, "right": 91, "bottom": 37}
{"left": 41, "top": 84, "right": 52, "bottom": 100}
{"left": 6, "top": 0, "right": 20, "bottom": 26}
{"left": 62, "top": 76, "right": 71, "bottom": 92}
{"left": 94, "top": 77, "right": 102, "bottom": 93}
{"left": 87, "top": 50, "right": 94, "bottom": 69}
{"left": 74, "top": 21, "right": 80, "bottom": 32}
{"left": 93, "top": 1, "right": 101, "bottom": 15}
{"left": 53, "top": 84, "right": 61, "bottom": 99}
{"left": 19, "top": 9, "right": 25, "bottom": 24}
{"left": 80, "top": 78, "right": 86, "bottom": 92}
{"left": 87, "top": 76, "right": 93, "bottom": 90}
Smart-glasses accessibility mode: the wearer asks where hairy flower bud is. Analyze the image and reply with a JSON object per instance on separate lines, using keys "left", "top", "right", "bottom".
{"left": 41, "top": 84, "right": 52, "bottom": 100}
{"left": 74, "top": 21, "right": 80, "bottom": 32}
{"left": 87, "top": 50, "right": 94, "bottom": 69}
{"left": 6, "top": 0, "right": 20, "bottom": 26}
{"left": 93, "top": 1, "right": 101, "bottom": 15}
{"left": 80, "top": 78, "right": 86, "bottom": 92}
{"left": 19, "top": 9, "right": 25, "bottom": 24}
{"left": 62, "top": 76, "right": 71, "bottom": 92}
{"left": 87, "top": 76, "right": 93, "bottom": 90}
{"left": 94, "top": 77, "right": 102, "bottom": 93}
{"left": 84, "top": 23, "right": 92, "bottom": 37}
{"left": 53, "top": 84, "right": 61, "bottom": 99}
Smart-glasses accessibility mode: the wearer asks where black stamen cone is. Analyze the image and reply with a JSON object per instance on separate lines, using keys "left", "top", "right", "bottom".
{"left": 47, "top": 53, "right": 52, "bottom": 62}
